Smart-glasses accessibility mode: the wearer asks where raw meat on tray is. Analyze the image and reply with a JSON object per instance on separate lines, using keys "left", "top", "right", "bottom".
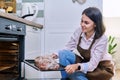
{"left": 35, "top": 54, "right": 60, "bottom": 71}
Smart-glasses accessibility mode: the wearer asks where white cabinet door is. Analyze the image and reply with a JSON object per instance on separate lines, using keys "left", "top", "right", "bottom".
{"left": 25, "top": 25, "right": 41, "bottom": 59}
{"left": 24, "top": 25, "right": 42, "bottom": 78}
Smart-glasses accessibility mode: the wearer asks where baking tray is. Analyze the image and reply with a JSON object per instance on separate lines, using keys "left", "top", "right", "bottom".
{"left": 24, "top": 59, "right": 65, "bottom": 71}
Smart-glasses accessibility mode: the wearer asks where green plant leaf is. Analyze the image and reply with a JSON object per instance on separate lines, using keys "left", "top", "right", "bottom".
{"left": 110, "top": 51, "right": 116, "bottom": 54}
{"left": 111, "top": 37, "right": 115, "bottom": 44}
{"left": 108, "top": 35, "right": 117, "bottom": 54}
{"left": 108, "top": 36, "right": 111, "bottom": 42}
{"left": 108, "top": 44, "right": 112, "bottom": 53}
{"left": 111, "top": 44, "right": 117, "bottom": 50}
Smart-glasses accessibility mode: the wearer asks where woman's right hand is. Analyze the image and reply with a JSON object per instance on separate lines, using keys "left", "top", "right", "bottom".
{"left": 65, "top": 63, "right": 79, "bottom": 74}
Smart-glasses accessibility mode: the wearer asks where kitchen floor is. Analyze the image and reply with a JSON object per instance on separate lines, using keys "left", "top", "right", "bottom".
{"left": 112, "top": 69, "right": 120, "bottom": 80}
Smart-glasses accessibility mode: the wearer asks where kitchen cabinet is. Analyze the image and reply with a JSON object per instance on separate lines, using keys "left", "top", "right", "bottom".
{"left": 0, "top": 0, "right": 16, "bottom": 13}
{"left": 24, "top": 25, "right": 42, "bottom": 79}
{"left": 25, "top": 25, "right": 41, "bottom": 59}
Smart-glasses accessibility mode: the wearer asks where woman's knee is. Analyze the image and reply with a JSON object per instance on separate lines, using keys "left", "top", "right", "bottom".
{"left": 59, "top": 50, "right": 75, "bottom": 63}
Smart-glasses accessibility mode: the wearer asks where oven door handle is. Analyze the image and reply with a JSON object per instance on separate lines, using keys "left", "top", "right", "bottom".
{"left": 0, "top": 37, "right": 18, "bottom": 41}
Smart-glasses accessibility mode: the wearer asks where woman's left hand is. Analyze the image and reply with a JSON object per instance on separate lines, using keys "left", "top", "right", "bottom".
{"left": 65, "top": 64, "right": 79, "bottom": 74}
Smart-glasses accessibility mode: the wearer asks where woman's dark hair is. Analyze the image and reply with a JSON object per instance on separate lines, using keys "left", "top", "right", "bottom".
{"left": 82, "top": 7, "right": 105, "bottom": 39}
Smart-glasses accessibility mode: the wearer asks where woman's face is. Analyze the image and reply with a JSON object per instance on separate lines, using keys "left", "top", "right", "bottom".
{"left": 80, "top": 14, "right": 96, "bottom": 34}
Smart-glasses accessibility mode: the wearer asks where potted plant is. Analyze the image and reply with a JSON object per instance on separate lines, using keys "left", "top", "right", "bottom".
{"left": 108, "top": 36, "right": 117, "bottom": 54}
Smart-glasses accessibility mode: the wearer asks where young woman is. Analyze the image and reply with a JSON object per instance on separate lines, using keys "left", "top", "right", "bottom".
{"left": 57, "top": 7, "right": 114, "bottom": 80}
{"left": 35, "top": 7, "right": 114, "bottom": 80}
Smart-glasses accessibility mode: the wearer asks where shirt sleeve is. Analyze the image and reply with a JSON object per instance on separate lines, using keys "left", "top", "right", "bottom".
{"left": 64, "top": 27, "right": 82, "bottom": 51}
{"left": 79, "top": 35, "right": 108, "bottom": 73}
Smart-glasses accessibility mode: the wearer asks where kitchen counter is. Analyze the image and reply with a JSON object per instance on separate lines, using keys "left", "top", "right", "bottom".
{"left": 0, "top": 12, "right": 43, "bottom": 29}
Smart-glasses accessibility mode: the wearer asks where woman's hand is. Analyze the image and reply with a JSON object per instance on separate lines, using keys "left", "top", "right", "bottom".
{"left": 65, "top": 64, "right": 79, "bottom": 74}
{"left": 51, "top": 53, "right": 58, "bottom": 59}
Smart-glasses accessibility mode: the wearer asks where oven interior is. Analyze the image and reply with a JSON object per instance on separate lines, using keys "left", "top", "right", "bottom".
{"left": 0, "top": 41, "right": 20, "bottom": 80}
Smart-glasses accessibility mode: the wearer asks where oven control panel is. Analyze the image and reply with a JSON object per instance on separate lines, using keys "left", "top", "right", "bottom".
{"left": 0, "top": 17, "right": 26, "bottom": 35}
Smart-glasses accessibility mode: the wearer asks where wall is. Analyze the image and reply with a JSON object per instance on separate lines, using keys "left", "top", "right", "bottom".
{"left": 44, "top": 0, "right": 102, "bottom": 54}
{"left": 104, "top": 17, "right": 120, "bottom": 37}
{"left": 104, "top": 17, "right": 120, "bottom": 69}
{"left": 103, "top": 0, "right": 120, "bottom": 17}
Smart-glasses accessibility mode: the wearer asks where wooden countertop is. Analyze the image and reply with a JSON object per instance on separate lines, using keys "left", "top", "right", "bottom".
{"left": 0, "top": 12, "right": 43, "bottom": 29}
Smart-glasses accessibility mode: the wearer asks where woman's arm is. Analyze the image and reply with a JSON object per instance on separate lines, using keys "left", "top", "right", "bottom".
{"left": 79, "top": 35, "right": 108, "bottom": 73}
{"left": 64, "top": 27, "right": 82, "bottom": 51}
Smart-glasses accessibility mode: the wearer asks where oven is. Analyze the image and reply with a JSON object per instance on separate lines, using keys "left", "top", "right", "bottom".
{"left": 0, "top": 17, "right": 25, "bottom": 80}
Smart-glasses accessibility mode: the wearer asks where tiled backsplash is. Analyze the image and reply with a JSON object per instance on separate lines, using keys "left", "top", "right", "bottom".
{"left": 22, "top": 0, "right": 43, "bottom": 2}
{"left": 16, "top": 0, "right": 44, "bottom": 17}
{"left": 16, "top": 0, "right": 44, "bottom": 24}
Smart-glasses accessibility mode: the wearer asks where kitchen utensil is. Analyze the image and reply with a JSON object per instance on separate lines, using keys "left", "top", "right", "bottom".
{"left": 21, "top": 3, "right": 38, "bottom": 21}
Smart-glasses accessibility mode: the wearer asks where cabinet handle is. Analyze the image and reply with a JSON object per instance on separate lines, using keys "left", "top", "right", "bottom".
{"left": 32, "top": 27, "right": 38, "bottom": 31}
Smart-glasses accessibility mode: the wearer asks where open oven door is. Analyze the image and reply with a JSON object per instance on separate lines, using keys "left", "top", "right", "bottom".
{"left": 24, "top": 60, "right": 40, "bottom": 71}
{"left": 24, "top": 59, "right": 65, "bottom": 71}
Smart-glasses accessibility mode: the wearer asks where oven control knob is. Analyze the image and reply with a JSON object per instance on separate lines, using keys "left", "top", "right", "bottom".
{"left": 17, "top": 27, "right": 22, "bottom": 31}
{"left": 5, "top": 25, "right": 12, "bottom": 30}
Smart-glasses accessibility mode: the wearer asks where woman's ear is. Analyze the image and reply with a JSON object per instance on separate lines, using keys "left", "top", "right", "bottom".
{"left": 94, "top": 24, "right": 96, "bottom": 27}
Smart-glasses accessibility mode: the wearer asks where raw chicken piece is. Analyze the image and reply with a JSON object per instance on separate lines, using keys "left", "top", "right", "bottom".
{"left": 35, "top": 54, "right": 59, "bottom": 70}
